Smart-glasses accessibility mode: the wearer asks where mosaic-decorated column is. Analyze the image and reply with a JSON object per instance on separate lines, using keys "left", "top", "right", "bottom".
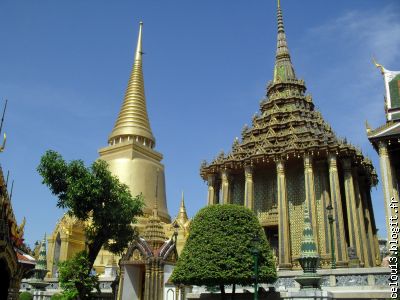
{"left": 276, "top": 160, "right": 291, "bottom": 269}
{"left": 221, "top": 169, "right": 231, "bottom": 204}
{"left": 244, "top": 166, "right": 254, "bottom": 210}
{"left": 144, "top": 260, "right": 151, "bottom": 300}
{"left": 207, "top": 174, "right": 219, "bottom": 205}
{"left": 343, "top": 159, "right": 362, "bottom": 266}
{"left": 116, "top": 266, "right": 125, "bottom": 299}
{"left": 378, "top": 141, "right": 398, "bottom": 242}
{"left": 366, "top": 188, "right": 381, "bottom": 266}
{"left": 303, "top": 155, "right": 319, "bottom": 252}
{"left": 328, "top": 154, "right": 348, "bottom": 266}
{"left": 315, "top": 161, "right": 329, "bottom": 259}
{"left": 360, "top": 179, "right": 377, "bottom": 266}
{"left": 157, "top": 260, "right": 164, "bottom": 300}
{"left": 352, "top": 170, "right": 368, "bottom": 267}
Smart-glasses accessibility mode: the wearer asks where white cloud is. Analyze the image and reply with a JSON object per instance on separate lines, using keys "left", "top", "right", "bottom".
{"left": 301, "top": 3, "right": 400, "bottom": 237}
{"left": 309, "top": 4, "right": 400, "bottom": 67}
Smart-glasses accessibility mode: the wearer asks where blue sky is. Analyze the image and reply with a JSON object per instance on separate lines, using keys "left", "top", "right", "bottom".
{"left": 0, "top": 0, "right": 399, "bottom": 247}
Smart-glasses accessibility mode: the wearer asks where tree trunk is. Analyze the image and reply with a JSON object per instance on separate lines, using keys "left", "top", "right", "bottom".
{"left": 87, "top": 238, "right": 104, "bottom": 268}
{"left": 220, "top": 284, "right": 226, "bottom": 300}
{"left": 231, "top": 284, "right": 236, "bottom": 300}
{"left": 75, "top": 237, "right": 104, "bottom": 300}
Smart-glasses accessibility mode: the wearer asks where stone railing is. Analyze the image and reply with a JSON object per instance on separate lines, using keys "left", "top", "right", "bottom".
{"left": 20, "top": 277, "right": 115, "bottom": 300}
{"left": 187, "top": 267, "right": 392, "bottom": 299}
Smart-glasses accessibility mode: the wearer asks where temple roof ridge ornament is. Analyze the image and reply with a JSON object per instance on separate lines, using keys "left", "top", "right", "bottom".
{"left": 0, "top": 99, "right": 8, "bottom": 152}
{"left": 108, "top": 22, "right": 156, "bottom": 148}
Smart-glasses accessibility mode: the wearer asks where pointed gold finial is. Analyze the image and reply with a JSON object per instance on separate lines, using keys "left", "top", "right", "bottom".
{"left": 109, "top": 22, "right": 155, "bottom": 148}
{"left": 365, "top": 120, "right": 371, "bottom": 134}
{"left": 180, "top": 191, "right": 185, "bottom": 211}
{"left": 135, "top": 22, "right": 143, "bottom": 61}
{"left": 178, "top": 191, "right": 189, "bottom": 223}
{"left": 372, "top": 57, "right": 385, "bottom": 75}
{"left": 278, "top": 0, "right": 281, "bottom": 9}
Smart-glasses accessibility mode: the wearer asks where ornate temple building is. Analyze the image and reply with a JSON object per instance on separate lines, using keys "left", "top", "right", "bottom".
{"left": 367, "top": 63, "right": 400, "bottom": 243}
{"left": 0, "top": 167, "right": 32, "bottom": 300}
{"left": 45, "top": 21, "right": 190, "bottom": 299}
{"left": 200, "top": 1, "right": 380, "bottom": 270}
{"left": 0, "top": 117, "right": 35, "bottom": 299}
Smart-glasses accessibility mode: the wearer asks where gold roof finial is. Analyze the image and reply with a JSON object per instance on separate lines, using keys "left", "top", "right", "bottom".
{"left": 365, "top": 120, "right": 372, "bottom": 134}
{"left": 177, "top": 191, "right": 189, "bottom": 224}
{"left": 278, "top": 0, "right": 281, "bottom": 9}
{"left": 0, "top": 99, "right": 8, "bottom": 152}
{"left": 372, "top": 57, "right": 385, "bottom": 75}
{"left": 109, "top": 22, "right": 155, "bottom": 147}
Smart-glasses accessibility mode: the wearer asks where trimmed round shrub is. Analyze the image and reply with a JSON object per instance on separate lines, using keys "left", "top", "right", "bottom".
{"left": 19, "top": 292, "right": 33, "bottom": 300}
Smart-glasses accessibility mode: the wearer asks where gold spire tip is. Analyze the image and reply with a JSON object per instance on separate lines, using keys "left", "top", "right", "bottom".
{"left": 278, "top": 0, "right": 281, "bottom": 8}
{"left": 135, "top": 22, "right": 143, "bottom": 61}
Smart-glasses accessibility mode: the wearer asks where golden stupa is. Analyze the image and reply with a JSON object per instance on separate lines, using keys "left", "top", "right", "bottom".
{"left": 47, "top": 22, "right": 189, "bottom": 278}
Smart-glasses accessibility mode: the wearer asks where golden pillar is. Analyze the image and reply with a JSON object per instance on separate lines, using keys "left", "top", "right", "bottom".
{"left": 366, "top": 189, "right": 382, "bottom": 266}
{"left": 315, "top": 161, "right": 329, "bottom": 258}
{"left": 144, "top": 261, "right": 151, "bottom": 300}
{"left": 244, "top": 166, "right": 254, "bottom": 210}
{"left": 221, "top": 169, "right": 231, "bottom": 204}
{"left": 378, "top": 141, "right": 398, "bottom": 242}
{"left": 116, "top": 267, "right": 125, "bottom": 300}
{"left": 207, "top": 174, "right": 219, "bottom": 205}
{"left": 353, "top": 171, "right": 369, "bottom": 266}
{"left": 276, "top": 160, "right": 291, "bottom": 269}
{"left": 303, "top": 155, "right": 319, "bottom": 252}
{"left": 328, "top": 154, "right": 348, "bottom": 266}
{"left": 343, "top": 159, "right": 363, "bottom": 266}
{"left": 360, "top": 179, "right": 377, "bottom": 266}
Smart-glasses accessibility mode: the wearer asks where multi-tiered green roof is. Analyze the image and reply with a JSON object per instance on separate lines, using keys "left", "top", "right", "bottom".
{"left": 201, "top": 2, "right": 377, "bottom": 186}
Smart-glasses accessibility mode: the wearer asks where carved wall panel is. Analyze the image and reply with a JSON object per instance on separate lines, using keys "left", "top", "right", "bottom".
{"left": 231, "top": 174, "right": 245, "bottom": 206}
{"left": 254, "top": 167, "right": 277, "bottom": 214}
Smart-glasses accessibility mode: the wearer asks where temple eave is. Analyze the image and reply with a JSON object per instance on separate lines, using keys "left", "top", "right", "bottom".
{"left": 201, "top": 146, "right": 377, "bottom": 186}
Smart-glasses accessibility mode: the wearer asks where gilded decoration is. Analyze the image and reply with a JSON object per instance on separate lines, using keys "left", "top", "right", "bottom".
{"left": 287, "top": 163, "right": 305, "bottom": 259}
{"left": 314, "top": 163, "right": 330, "bottom": 256}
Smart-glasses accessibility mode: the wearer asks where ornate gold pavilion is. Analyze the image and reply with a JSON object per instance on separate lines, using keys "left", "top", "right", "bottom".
{"left": 200, "top": 2, "right": 380, "bottom": 270}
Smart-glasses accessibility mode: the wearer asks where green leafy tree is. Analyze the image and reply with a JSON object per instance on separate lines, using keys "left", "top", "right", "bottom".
{"left": 171, "top": 204, "right": 277, "bottom": 299}
{"left": 58, "top": 251, "right": 98, "bottom": 300}
{"left": 37, "top": 150, "right": 144, "bottom": 299}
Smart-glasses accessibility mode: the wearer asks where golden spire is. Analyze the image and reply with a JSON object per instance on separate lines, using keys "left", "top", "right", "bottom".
{"left": 177, "top": 191, "right": 188, "bottom": 223}
{"left": 109, "top": 22, "right": 155, "bottom": 148}
{"left": 144, "top": 201, "right": 167, "bottom": 250}
{"left": 273, "top": 0, "right": 296, "bottom": 83}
